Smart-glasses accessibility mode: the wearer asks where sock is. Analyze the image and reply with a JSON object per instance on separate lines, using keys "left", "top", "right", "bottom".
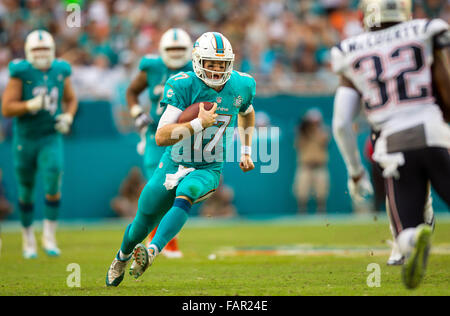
{"left": 151, "top": 198, "right": 191, "bottom": 252}
{"left": 18, "top": 202, "right": 34, "bottom": 228}
{"left": 147, "top": 244, "right": 159, "bottom": 256}
{"left": 120, "top": 219, "right": 154, "bottom": 255}
{"left": 397, "top": 227, "right": 417, "bottom": 256}
{"left": 118, "top": 250, "right": 131, "bottom": 261}
{"left": 44, "top": 199, "right": 60, "bottom": 221}
{"left": 22, "top": 226, "right": 36, "bottom": 249}
{"left": 43, "top": 219, "right": 57, "bottom": 243}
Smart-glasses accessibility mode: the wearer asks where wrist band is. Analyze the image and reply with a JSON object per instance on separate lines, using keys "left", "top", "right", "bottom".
{"left": 190, "top": 118, "right": 204, "bottom": 134}
{"left": 130, "top": 104, "right": 143, "bottom": 118}
{"left": 241, "top": 145, "right": 252, "bottom": 155}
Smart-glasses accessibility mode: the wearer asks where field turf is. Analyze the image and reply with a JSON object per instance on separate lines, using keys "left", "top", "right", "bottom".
{"left": 0, "top": 215, "right": 449, "bottom": 296}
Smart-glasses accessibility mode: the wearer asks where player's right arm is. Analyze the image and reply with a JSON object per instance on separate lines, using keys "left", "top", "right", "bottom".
{"left": 127, "top": 58, "right": 153, "bottom": 131}
{"left": 332, "top": 76, "right": 364, "bottom": 179}
{"left": 155, "top": 102, "right": 217, "bottom": 146}
{"left": 1, "top": 78, "right": 47, "bottom": 117}
{"left": 430, "top": 20, "right": 450, "bottom": 121}
{"left": 331, "top": 44, "right": 373, "bottom": 201}
{"left": 155, "top": 74, "right": 218, "bottom": 146}
{"left": 332, "top": 75, "right": 374, "bottom": 201}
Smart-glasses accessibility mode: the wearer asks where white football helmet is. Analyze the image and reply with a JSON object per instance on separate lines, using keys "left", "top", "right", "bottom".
{"left": 360, "top": 0, "right": 412, "bottom": 30}
{"left": 192, "top": 32, "right": 234, "bottom": 88}
{"left": 159, "top": 28, "right": 192, "bottom": 69}
{"left": 25, "top": 30, "right": 55, "bottom": 70}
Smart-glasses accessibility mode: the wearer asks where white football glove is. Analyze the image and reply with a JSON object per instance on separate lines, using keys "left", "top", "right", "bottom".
{"left": 136, "top": 126, "right": 147, "bottom": 156}
{"left": 54, "top": 113, "right": 74, "bottom": 134}
{"left": 130, "top": 104, "right": 152, "bottom": 132}
{"left": 26, "top": 93, "right": 50, "bottom": 113}
{"left": 347, "top": 170, "right": 374, "bottom": 203}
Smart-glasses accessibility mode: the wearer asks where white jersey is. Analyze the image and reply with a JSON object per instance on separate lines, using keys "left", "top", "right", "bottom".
{"left": 331, "top": 19, "right": 450, "bottom": 149}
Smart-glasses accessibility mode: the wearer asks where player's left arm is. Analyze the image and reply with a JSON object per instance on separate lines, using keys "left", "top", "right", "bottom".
{"left": 238, "top": 106, "right": 255, "bottom": 173}
{"left": 55, "top": 77, "right": 78, "bottom": 134}
{"left": 62, "top": 77, "right": 78, "bottom": 117}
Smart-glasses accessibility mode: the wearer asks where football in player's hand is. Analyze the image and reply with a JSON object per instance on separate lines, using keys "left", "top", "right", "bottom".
{"left": 177, "top": 102, "right": 215, "bottom": 123}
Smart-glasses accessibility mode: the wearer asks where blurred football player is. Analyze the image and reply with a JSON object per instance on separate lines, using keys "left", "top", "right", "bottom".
{"left": 106, "top": 32, "right": 255, "bottom": 286}
{"left": 1, "top": 30, "right": 78, "bottom": 259}
{"left": 127, "top": 28, "right": 193, "bottom": 258}
{"left": 331, "top": 0, "right": 449, "bottom": 289}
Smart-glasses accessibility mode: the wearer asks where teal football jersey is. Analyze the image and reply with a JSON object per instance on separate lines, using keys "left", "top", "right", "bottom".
{"left": 160, "top": 70, "right": 256, "bottom": 169}
{"left": 139, "top": 55, "right": 193, "bottom": 125}
{"left": 8, "top": 59, "right": 71, "bottom": 139}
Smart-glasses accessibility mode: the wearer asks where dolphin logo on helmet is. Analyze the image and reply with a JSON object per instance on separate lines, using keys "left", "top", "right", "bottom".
{"left": 159, "top": 28, "right": 192, "bottom": 69}
{"left": 192, "top": 32, "right": 235, "bottom": 88}
{"left": 25, "top": 30, "right": 55, "bottom": 70}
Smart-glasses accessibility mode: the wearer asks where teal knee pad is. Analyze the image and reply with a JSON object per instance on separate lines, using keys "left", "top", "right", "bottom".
{"left": 176, "top": 178, "right": 203, "bottom": 202}
{"left": 18, "top": 184, "right": 35, "bottom": 204}
{"left": 43, "top": 169, "right": 62, "bottom": 196}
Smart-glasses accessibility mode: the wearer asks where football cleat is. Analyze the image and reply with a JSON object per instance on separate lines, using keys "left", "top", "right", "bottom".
{"left": 23, "top": 247, "right": 38, "bottom": 259}
{"left": 106, "top": 252, "right": 131, "bottom": 287}
{"left": 402, "top": 224, "right": 432, "bottom": 289}
{"left": 22, "top": 228, "right": 38, "bottom": 259}
{"left": 387, "top": 240, "right": 404, "bottom": 266}
{"left": 129, "top": 243, "right": 156, "bottom": 279}
{"left": 42, "top": 235, "right": 61, "bottom": 257}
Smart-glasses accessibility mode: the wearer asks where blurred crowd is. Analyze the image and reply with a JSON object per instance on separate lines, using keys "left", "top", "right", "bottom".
{"left": 0, "top": 0, "right": 448, "bottom": 218}
{"left": 0, "top": 0, "right": 447, "bottom": 101}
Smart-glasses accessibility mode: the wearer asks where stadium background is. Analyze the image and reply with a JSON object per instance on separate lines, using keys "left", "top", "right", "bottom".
{"left": 0, "top": 0, "right": 449, "bottom": 220}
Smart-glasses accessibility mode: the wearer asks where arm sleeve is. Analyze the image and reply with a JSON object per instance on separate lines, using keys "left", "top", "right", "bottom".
{"left": 332, "top": 86, "right": 364, "bottom": 178}
{"left": 157, "top": 105, "right": 183, "bottom": 130}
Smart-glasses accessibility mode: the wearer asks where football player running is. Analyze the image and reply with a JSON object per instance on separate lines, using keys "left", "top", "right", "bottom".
{"left": 331, "top": 0, "right": 450, "bottom": 289}
{"left": 127, "top": 28, "right": 193, "bottom": 259}
{"left": 1, "top": 30, "right": 78, "bottom": 259}
{"left": 106, "top": 32, "right": 255, "bottom": 287}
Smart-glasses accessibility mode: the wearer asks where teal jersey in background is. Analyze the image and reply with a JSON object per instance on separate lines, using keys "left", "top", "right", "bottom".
{"left": 160, "top": 70, "right": 256, "bottom": 170}
{"left": 8, "top": 59, "right": 71, "bottom": 139}
{"left": 138, "top": 55, "right": 193, "bottom": 126}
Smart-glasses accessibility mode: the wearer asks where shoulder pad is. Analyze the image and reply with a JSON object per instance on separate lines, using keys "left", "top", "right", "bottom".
{"left": 54, "top": 59, "right": 72, "bottom": 77}
{"left": 165, "top": 71, "right": 193, "bottom": 91}
{"left": 139, "top": 55, "right": 162, "bottom": 71}
{"left": 424, "top": 18, "right": 449, "bottom": 37}
{"left": 330, "top": 45, "right": 346, "bottom": 75}
{"left": 8, "top": 59, "right": 30, "bottom": 78}
{"left": 234, "top": 70, "right": 255, "bottom": 87}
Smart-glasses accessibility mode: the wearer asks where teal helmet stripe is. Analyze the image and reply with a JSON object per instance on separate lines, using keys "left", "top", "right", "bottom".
{"left": 213, "top": 32, "right": 224, "bottom": 54}
{"left": 38, "top": 30, "right": 43, "bottom": 40}
{"left": 173, "top": 28, "right": 178, "bottom": 41}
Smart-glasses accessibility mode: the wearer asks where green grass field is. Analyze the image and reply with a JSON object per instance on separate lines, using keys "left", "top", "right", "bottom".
{"left": 0, "top": 215, "right": 449, "bottom": 296}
